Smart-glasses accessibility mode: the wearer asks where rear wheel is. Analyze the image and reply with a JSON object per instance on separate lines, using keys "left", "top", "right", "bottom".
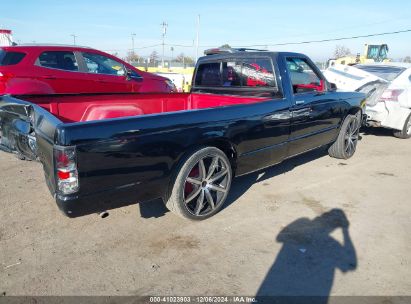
{"left": 165, "top": 147, "right": 232, "bottom": 220}
{"left": 328, "top": 113, "right": 361, "bottom": 159}
{"left": 393, "top": 113, "right": 411, "bottom": 139}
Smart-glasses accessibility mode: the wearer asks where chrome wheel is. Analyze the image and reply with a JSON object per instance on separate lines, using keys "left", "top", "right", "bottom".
{"left": 344, "top": 117, "right": 359, "bottom": 157}
{"left": 183, "top": 154, "right": 231, "bottom": 217}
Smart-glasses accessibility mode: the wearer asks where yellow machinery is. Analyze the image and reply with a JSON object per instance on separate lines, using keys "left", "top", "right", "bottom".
{"left": 329, "top": 44, "right": 390, "bottom": 67}
{"left": 135, "top": 66, "right": 195, "bottom": 92}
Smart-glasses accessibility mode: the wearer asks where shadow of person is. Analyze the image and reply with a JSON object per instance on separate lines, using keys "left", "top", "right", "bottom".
{"left": 256, "top": 209, "right": 357, "bottom": 304}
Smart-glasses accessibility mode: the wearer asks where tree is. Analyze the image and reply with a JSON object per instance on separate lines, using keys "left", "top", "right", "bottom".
{"left": 403, "top": 56, "right": 411, "bottom": 63}
{"left": 219, "top": 44, "right": 231, "bottom": 49}
{"left": 149, "top": 51, "right": 159, "bottom": 63}
{"left": 124, "top": 51, "right": 140, "bottom": 63}
{"left": 334, "top": 45, "right": 352, "bottom": 59}
{"left": 175, "top": 53, "right": 194, "bottom": 64}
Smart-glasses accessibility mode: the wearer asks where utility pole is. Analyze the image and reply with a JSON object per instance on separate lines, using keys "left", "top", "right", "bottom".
{"left": 195, "top": 14, "right": 200, "bottom": 63}
{"left": 70, "top": 34, "right": 77, "bottom": 45}
{"left": 170, "top": 46, "right": 174, "bottom": 68}
{"left": 161, "top": 21, "right": 168, "bottom": 68}
{"left": 131, "top": 33, "right": 136, "bottom": 55}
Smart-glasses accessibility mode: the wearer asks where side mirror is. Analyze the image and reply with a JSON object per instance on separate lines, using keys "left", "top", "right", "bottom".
{"left": 126, "top": 69, "right": 143, "bottom": 81}
{"left": 329, "top": 82, "right": 337, "bottom": 91}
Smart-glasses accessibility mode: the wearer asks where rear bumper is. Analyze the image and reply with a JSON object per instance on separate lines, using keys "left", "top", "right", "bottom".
{"left": 55, "top": 179, "right": 166, "bottom": 217}
{"left": 55, "top": 189, "right": 138, "bottom": 217}
{"left": 365, "top": 102, "right": 411, "bottom": 131}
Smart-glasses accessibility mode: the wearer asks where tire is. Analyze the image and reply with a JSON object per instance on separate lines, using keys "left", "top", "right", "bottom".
{"left": 328, "top": 113, "right": 361, "bottom": 159}
{"left": 165, "top": 147, "right": 233, "bottom": 220}
{"left": 393, "top": 113, "right": 411, "bottom": 139}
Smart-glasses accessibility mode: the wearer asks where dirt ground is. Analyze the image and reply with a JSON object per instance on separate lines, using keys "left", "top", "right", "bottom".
{"left": 0, "top": 128, "right": 410, "bottom": 298}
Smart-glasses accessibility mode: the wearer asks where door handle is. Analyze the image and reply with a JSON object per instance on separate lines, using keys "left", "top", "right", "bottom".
{"left": 295, "top": 100, "right": 305, "bottom": 105}
{"left": 263, "top": 111, "right": 292, "bottom": 121}
{"left": 41, "top": 75, "right": 56, "bottom": 79}
{"left": 292, "top": 107, "right": 312, "bottom": 117}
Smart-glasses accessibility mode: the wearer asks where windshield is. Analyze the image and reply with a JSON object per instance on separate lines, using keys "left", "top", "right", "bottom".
{"left": 356, "top": 65, "right": 406, "bottom": 81}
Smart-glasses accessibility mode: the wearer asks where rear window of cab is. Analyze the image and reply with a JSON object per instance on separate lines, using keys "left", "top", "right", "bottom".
{"left": 0, "top": 49, "right": 26, "bottom": 66}
{"left": 194, "top": 58, "right": 277, "bottom": 89}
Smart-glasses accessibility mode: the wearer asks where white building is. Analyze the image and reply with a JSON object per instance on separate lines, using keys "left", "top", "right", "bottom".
{"left": 0, "top": 29, "right": 13, "bottom": 46}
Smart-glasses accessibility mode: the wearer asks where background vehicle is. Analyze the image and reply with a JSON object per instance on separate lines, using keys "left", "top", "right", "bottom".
{"left": 324, "top": 62, "right": 411, "bottom": 138}
{"left": 328, "top": 43, "right": 390, "bottom": 67}
{"left": 0, "top": 50, "right": 364, "bottom": 220}
{"left": 0, "top": 45, "right": 175, "bottom": 95}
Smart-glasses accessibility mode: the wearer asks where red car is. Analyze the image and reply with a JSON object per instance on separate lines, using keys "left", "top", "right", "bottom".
{"left": 0, "top": 45, "right": 175, "bottom": 94}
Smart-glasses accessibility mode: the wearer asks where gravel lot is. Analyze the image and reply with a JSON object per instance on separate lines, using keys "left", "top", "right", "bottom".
{"left": 0, "top": 128, "right": 410, "bottom": 298}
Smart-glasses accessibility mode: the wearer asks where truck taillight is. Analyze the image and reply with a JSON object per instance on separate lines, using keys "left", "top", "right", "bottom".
{"left": 54, "top": 146, "right": 79, "bottom": 194}
{"left": 380, "top": 89, "right": 404, "bottom": 101}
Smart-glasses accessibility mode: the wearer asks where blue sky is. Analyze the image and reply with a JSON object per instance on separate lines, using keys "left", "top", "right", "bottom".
{"left": 2, "top": 0, "right": 411, "bottom": 61}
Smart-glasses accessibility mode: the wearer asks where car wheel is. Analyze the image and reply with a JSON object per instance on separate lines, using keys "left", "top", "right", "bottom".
{"left": 393, "top": 113, "right": 411, "bottom": 139}
{"left": 328, "top": 113, "right": 361, "bottom": 159}
{"left": 165, "top": 147, "right": 233, "bottom": 220}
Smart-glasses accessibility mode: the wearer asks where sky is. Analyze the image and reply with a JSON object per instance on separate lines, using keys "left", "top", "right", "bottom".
{"left": 2, "top": 0, "right": 411, "bottom": 62}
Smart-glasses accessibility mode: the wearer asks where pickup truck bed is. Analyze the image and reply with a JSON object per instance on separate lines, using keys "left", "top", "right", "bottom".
{"left": 22, "top": 93, "right": 269, "bottom": 122}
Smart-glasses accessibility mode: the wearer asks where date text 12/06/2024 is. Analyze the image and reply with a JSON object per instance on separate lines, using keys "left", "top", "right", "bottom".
{"left": 149, "top": 296, "right": 257, "bottom": 303}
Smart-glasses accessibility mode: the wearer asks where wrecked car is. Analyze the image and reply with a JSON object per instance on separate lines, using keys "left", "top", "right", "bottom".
{"left": 324, "top": 63, "right": 411, "bottom": 138}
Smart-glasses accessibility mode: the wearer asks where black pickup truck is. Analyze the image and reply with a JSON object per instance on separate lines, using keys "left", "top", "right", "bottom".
{"left": 0, "top": 49, "right": 365, "bottom": 220}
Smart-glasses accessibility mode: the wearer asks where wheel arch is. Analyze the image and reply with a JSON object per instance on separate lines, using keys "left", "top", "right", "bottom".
{"left": 164, "top": 138, "right": 238, "bottom": 202}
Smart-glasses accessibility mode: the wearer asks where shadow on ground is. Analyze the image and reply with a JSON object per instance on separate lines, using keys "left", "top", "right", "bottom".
{"left": 361, "top": 126, "right": 394, "bottom": 138}
{"left": 138, "top": 199, "right": 169, "bottom": 219}
{"left": 256, "top": 209, "right": 357, "bottom": 304}
{"left": 222, "top": 147, "right": 329, "bottom": 212}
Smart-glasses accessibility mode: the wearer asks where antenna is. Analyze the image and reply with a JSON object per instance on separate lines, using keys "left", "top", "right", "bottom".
{"left": 195, "top": 15, "right": 200, "bottom": 63}
{"left": 70, "top": 34, "right": 77, "bottom": 45}
{"left": 161, "top": 21, "right": 168, "bottom": 68}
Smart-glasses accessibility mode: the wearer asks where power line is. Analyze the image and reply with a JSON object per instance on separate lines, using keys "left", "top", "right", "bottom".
{"left": 102, "top": 28, "right": 411, "bottom": 55}
{"left": 225, "top": 17, "right": 410, "bottom": 43}
{"left": 225, "top": 28, "right": 411, "bottom": 48}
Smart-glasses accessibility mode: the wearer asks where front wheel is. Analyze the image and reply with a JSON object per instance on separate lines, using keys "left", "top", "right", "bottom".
{"left": 393, "top": 113, "right": 411, "bottom": 139}
{"left": 165, "top": 147, "right": 233, "bottom": 220}
{"left": 328, "top": 113, "right": 361, "bottom": 159}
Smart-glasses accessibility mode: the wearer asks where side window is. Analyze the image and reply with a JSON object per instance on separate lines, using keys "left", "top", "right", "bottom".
{"left": 286, "top": 57, "right": 324, "bottom": 94}
{"left": 82, "top": 52, "right": 126, "bottom": 76}
{"left": 0, "top": 51, "right": 26, "bottom": 66}
{"left": 38, "top": 51, "right": 78, "bottom": 71}
{"left": 242, "top": 58, "right": 276, "bottom": 88}
{"left": 195, "top": 62, "right": 221, "bottom": 86}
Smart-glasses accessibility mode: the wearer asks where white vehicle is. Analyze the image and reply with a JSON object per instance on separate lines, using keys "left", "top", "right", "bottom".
{"left": 324, "top": 63, "right": 411, "bottom": 138}
{"left": 0, "top": 29, "right": 13, "bottom": 47}
{"left": 155, "top": 72, "right": 185, "bottom": 92}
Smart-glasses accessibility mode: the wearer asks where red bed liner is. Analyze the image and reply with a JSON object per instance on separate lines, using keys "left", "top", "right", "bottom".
{"left": 23, "top": 93, "right": 270, "bottom": 123}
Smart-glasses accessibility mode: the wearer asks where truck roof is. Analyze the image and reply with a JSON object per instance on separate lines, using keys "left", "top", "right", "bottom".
{"left": 198, "top": 49, "right": 306, "bottom": 62}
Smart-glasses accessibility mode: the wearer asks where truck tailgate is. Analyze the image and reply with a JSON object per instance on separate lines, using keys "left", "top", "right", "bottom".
{"left": 0, "top": 95, "right": 61, "bottom": 193}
